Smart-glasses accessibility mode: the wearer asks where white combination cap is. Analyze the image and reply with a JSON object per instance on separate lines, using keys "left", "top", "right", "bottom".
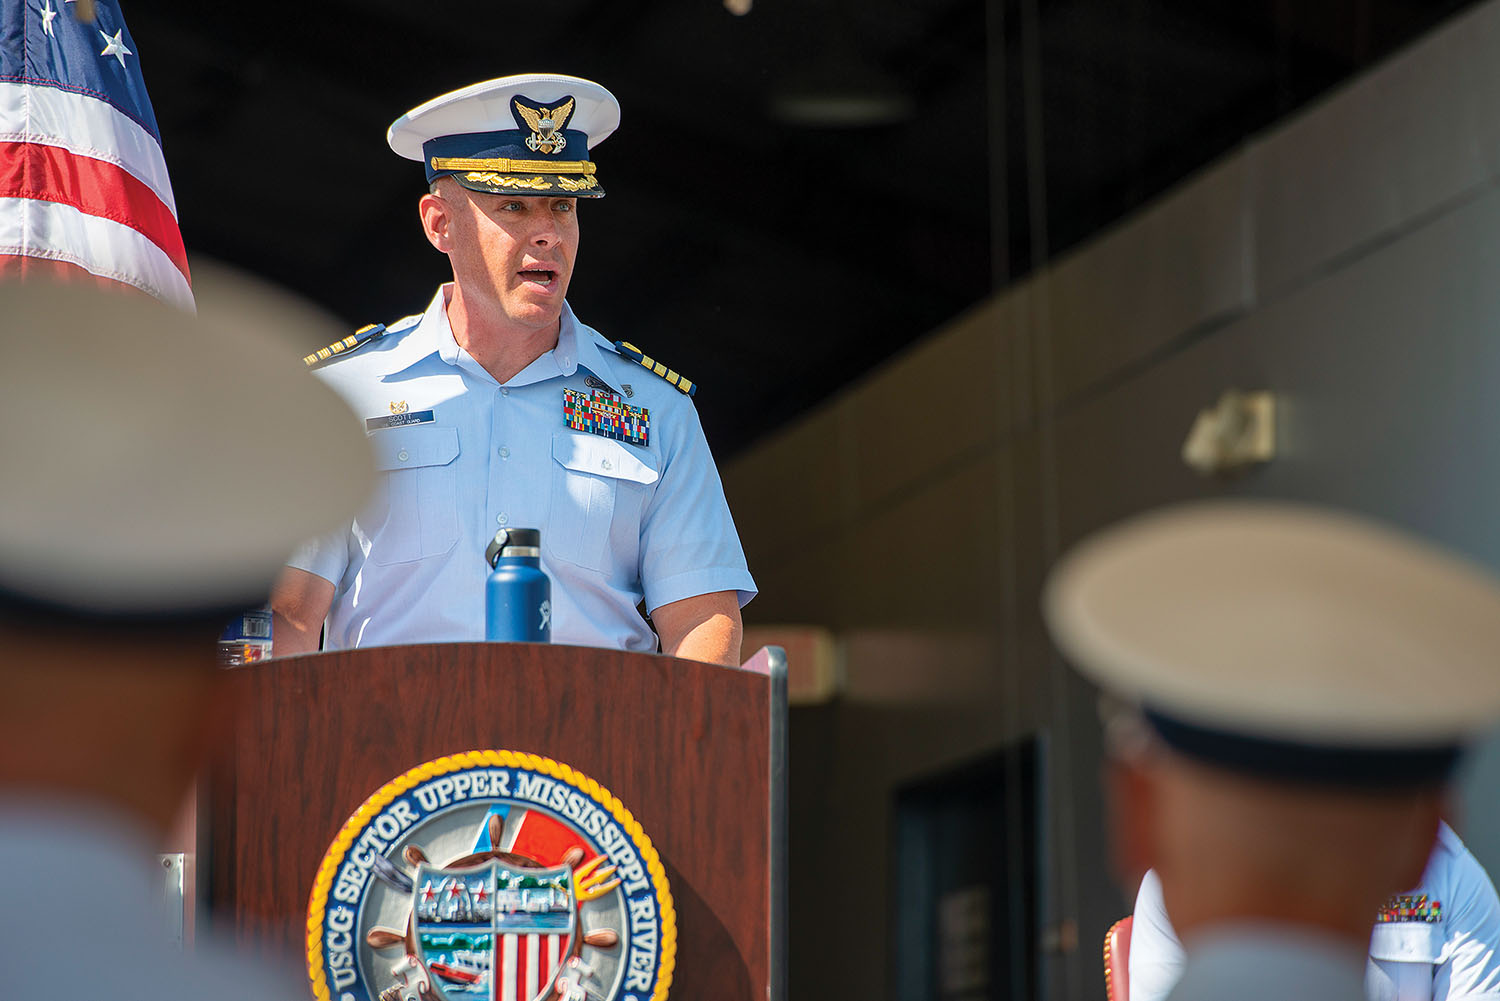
{"left": 0, "top": 280, "right": 375, "bottom": 616}
{"left": 1044, "top": 501, "right": 1500, "bottom": 784}
{"left": 388, "top": 73, "right": 620, "bottom": 198}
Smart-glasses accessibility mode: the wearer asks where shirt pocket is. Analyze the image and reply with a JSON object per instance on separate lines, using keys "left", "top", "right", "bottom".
{"left": 364, "top": 425, "right": 461, "bottom": 566}
{"left": 548, "top": 431, "right": 659, "bottom": 572}
{"left": 1370, "top": 921, "right": 1442, "bottom": 963}
{"left": 1368, "top": 923, "right": 1440, "bottom": 1001}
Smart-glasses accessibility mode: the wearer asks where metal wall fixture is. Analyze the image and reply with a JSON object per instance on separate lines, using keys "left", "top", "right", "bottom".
{"left": 1181, "top": 390, "right": 1277, "bottom": 476}
{"left": 157, "top": 852, "right": 187, "bottom": 949}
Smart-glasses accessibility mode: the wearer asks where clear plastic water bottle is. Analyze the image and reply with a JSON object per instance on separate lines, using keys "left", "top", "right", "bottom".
{"left": 485, "top": 528, "right": 552, "bottom": 642}
{"left": 217, "top": 606, "right": 273, "bottom": 666}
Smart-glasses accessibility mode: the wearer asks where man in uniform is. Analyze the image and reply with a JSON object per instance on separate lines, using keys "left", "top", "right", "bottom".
{"left": 0, "top": 281, "right": 374, "bottom": 998}
{"left": 272, "top": 74, "right": 755, "bottom": 666}
{"left": 1128, "top": 831, "right": 1500, "bottom": 1001}
{"left": 1043, "top": 501, "right": 1500, "bottom": 1001}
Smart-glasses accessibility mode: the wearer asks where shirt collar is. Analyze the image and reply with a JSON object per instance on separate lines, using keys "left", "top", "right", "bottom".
{"left": 429, "top": 287, "right": 623, "bottom": 392}
{"left": 430, "top": 285, "right": 491, "bottom": 383}
{"left": 564, "top": 305, "right": 627, "bottom": 394}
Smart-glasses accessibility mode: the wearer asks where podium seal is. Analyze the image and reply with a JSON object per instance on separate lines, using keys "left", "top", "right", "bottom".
{"left": 307, "top": 750, "right": 676, "bottom": 1001}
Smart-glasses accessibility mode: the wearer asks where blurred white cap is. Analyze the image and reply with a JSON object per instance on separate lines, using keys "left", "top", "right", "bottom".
{"left": 0, "top": 279, "right": 375, "bottom": 616}
{"left": 1044, "top": 501, "right": 1500, "bottom": 782}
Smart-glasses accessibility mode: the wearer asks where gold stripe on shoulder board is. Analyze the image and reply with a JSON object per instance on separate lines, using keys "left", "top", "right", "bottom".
{"left": 303, "top": 323, "right": 386, "bottom": 368}
{"left": 613, "top": 340, "right": 697, "bottom": 397}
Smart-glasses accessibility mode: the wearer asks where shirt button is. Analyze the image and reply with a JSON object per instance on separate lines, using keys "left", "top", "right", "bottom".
{"left": 397, "top": 450, "right": 409, "bottom": 462}
{"left": 500, "top": 388, "right": 510, "bottom": 397}
{"left": 496, "top": 512, "right": 509, "bottom": 526}
{"left": 601, "top": 458, "right": 612, "bottom": 471}
{"left": 498, "top": 447, "right": 510, "bottom": 458}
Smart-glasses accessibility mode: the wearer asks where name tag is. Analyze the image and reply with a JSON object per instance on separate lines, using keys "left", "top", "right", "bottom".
{"left": 366, "top": 410, "right": 435, "bottom": 431}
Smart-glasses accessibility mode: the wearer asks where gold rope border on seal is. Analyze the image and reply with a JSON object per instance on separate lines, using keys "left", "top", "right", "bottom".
{"left": 305, "top": 749, "right": 678, "bottom": 1001}
{"left": 431, "top": 156, "right": 597, "bottom": 175}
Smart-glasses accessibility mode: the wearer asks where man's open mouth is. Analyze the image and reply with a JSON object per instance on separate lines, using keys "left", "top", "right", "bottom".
{"left": 518, "top": 268, "right": 557, "bottom": 286}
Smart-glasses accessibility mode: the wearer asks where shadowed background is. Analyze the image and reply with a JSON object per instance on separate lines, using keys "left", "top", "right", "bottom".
{"left": 132, "top": 0, "right": 1474, "bottom": 457}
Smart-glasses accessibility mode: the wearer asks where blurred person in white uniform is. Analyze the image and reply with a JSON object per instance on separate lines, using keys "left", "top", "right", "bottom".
{"left": 1044, "top": 501, "right": 1500, "bottom": 1001}
{"left": 0, "top": 282, "right": 373, "bottom": 999}
{"left": 1129, "top": 823, "right": 1500, "bottom": 1001}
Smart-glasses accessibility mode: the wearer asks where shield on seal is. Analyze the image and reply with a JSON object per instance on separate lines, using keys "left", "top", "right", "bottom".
{"left": 413, "top": 859, "right": 576, "bottom": 1001}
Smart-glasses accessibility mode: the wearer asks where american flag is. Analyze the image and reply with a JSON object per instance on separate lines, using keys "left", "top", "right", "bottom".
{"left": 498, "top": 932, "right": 569, "bottom": 1001}
{"left": 0, "top": 0, "right": 192, "bottom": 309}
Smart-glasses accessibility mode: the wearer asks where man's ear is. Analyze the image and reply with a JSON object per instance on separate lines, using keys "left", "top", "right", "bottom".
{"left": 1107, "top": 756, "right": 1157, "bottom": 891}
{"left": 419, "top": 190, "right": 452, "bottom": 253}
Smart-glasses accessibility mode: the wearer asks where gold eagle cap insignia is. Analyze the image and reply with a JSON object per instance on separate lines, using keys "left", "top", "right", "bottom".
{"left": 515, "top": 96, "right": 575, "bottom": 155}
{"left": 389, "top": 400, "right": 408, "bottom": 414}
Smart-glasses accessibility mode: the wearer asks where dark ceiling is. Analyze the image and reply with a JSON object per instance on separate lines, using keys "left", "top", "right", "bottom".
{"left": 126, "top": 0, "right": 1478, "bottom": 458}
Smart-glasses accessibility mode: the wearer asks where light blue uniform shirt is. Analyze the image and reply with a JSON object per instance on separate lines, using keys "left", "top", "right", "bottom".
{"left": 1, "top": 796, "right": 306, "bottom": 999}
{"left": 1131, "top": 823, "right": 1500, "bottom": 1001}
{"left": 1166, "top": 924, "right": 1368, "bottom": 1001}
{"left": 289, "top": 286, "right": 755, "bottom": 653}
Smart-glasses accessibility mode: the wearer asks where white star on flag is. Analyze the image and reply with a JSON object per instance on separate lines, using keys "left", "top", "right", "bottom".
{"left": 98, "top": 28, "right": 132, "bottom": 68}
{"left": 40, "top": 1, "right": 58, "bottom": 36}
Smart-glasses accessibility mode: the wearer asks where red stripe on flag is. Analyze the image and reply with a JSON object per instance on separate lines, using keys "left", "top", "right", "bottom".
{"left": 0, "top": 140, "right": 190, "bottom": 281}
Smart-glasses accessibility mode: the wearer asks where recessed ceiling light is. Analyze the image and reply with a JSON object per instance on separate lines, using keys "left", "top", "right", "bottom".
{"left": 770, "top": 91, "right": 914, "bottom": 128}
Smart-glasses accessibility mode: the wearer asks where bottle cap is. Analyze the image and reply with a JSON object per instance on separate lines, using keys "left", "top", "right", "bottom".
{"left": 486, "top": 528, "right": 542, "bottom": 567}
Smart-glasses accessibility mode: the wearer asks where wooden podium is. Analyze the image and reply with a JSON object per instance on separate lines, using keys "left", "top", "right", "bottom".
{"left": 207, "top": 643, "right": 787, "bottom": 1001}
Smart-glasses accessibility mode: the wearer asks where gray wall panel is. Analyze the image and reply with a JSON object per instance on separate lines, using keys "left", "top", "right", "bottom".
{"left": 1252, "top": 1, "right": 1500, "bottom": 296}
{"left": 1046, "top": 159, "right": 1252, "bottom": 406}
{"left": 1242, "top": 179, "right": 1500, "bottom": 565}
{"left": 847, "top": 294, "right": 1021, "bottom": 511}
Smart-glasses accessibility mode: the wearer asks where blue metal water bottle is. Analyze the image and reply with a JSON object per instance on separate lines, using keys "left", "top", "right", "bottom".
{"left": 485, "top": 528, "right": 552, "bottom": 642}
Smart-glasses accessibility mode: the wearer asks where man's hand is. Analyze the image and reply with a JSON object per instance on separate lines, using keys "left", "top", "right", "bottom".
{"left": 269, "top": 567, "right": 336, "bottom": 656}
{"left": 651, "top": 591, "right": 742, "bottom": 667}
